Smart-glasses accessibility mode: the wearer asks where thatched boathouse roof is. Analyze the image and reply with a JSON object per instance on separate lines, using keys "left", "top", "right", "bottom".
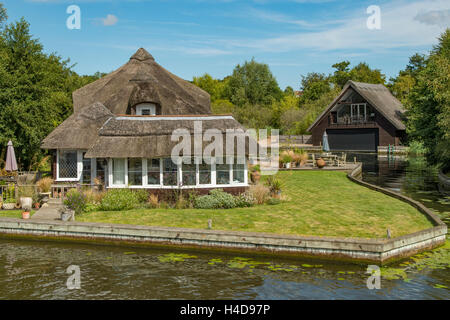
{"left": 307, "top": 80, "right": 406, "bottom": 132}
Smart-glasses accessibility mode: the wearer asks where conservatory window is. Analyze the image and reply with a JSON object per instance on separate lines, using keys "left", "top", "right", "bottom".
{"left": 147, "top": 158, "right": 161, "bottom": 185}
{"left": 58, "top": 150, "right": 78, "bottom": 179}
{"left": 81, "top": 152, "right": 91, "bottom": 184}
{"left": 182, "top": 160, "right": 196, "bottom": 186}
{"left": 112, "top": 158, "right": 126, "bottom": 186}
{"left": 163, "top": 158, "right": 178, "bottom": 186}
{"left": 216, "top": 158, "right": 230, "bottom": 185}
{"left": 232, "top": 158, "right": 245, "bottom": 184}
{"left": 128, "top": 158, "right": 142, "bottom": 186}
{"left": 199, "top": 159, "right": 212, "bottom": 185}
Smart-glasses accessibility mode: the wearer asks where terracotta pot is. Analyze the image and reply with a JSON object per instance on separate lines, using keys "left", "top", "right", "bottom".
{"left": 316, "top": 158, "right": 326, "bottom": 168}
{"left": 34, "top": 203, "right": 40, "bottom": 209}
{"left": 22, "top": 211, "right": 30, "bottom": 219}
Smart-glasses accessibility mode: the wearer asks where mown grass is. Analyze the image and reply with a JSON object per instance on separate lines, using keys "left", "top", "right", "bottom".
{"left": 78, "top": 171, "right": 434, "bottom": 239}
{"left": 0, "top": 210, "right": 35, "bottom": 219}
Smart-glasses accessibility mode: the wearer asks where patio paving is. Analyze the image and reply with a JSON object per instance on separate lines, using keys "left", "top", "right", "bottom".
{"left": 31, "top": 198, "right": 63, "bottom": 221}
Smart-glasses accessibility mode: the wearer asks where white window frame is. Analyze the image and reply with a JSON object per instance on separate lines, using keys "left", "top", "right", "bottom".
{"left": 106, "top": 157, "right": 248, "bottom": 189}
{"left": 136, "top": 103, "right": 156, "bottom": 116}
{"left": 56, "top": 150, "right": 82, "bottom": 182}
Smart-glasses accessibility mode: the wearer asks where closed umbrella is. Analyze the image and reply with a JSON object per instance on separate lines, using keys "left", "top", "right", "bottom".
{"left": 5, "top": 140, "right": 18, "bottom": 171}
{"left": 322, "top": 132, "right": 330, "bottom": 153}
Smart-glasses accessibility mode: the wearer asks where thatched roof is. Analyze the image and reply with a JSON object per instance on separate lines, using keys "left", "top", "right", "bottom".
{"left": 84, "top": 115, "right": 257, "bottom": 158}
{"left": 72, "top": 48, "right": 211, "bottom": 115}
{"left": 307, "top": 81, "right": 406, "bottom": 132}
{"left": 41, "top": 102, "right": 113, "bottom": 150}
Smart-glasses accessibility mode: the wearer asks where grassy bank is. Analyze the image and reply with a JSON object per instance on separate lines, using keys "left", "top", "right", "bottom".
{"left": 0, "top": 210, "right": 35, "bottom": 219}
{"left": 78, "top": 171, "right": 433, "bottom": 239}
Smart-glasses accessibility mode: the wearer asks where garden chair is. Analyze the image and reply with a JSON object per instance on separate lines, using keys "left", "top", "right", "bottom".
{"left": 337, "top": 153, "right": 347, "bottom": 167}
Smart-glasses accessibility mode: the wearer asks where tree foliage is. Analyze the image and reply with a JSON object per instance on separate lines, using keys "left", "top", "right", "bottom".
{"left": 0, "top": 14, "right": 98, "bottom": 170}
{"left": 407, "top": 29, "right": 450, "bottom": 170}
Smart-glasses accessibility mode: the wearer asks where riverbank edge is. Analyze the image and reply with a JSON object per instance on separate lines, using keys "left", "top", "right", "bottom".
{"left": 438, "top": 169, "right": 450, "bottom": 191}
{"left": 0, "top": 163, "right": 446, "bottom": 265}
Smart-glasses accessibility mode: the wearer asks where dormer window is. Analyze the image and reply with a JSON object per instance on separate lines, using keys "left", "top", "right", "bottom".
{"left": 136, "top": 103, "right": 156, "bottom": 116}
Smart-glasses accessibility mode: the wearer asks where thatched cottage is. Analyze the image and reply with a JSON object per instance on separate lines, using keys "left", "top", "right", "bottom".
{"left": 308, "top": 81, "right": 406, "bottom": 152}
{"left": 41, "top": 48, "right": 251, "bottom": 194}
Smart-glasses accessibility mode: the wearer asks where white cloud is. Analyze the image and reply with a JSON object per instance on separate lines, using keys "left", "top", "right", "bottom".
{"left": 414, "top": 9, "right": 450, "bottom": 28}
{"left": 215, "top": 0, "right": 450, "bottom": 53}
{"left": 101, "top": 14, "right": 118, "bottom": 26}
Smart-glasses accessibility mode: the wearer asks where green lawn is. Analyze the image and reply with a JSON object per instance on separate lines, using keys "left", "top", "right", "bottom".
{"left": 0, "top": 210, "right": 35, "bottom": 219}
{"left": 77, "top": 171, "right": 434, "bottom": 239}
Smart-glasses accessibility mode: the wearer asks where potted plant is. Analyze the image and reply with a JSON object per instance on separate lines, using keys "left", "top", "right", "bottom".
{"left": 249, "top": 164, "right": 261, "bottom": 184}
{"left": 2, "top": 184, "right": 16, "bottom": 210}
{"left": 281, "top": 153, "right": 293, "bottom": 169}
{"left": 18, "top": 185, "right": 34, "bottom": 209}
{"left": 22, "top": 206, "right": 31, "bottom": 219}
{"left": 316, "top": 158, "right": 326, "bottom": 168}
{"left": 36, "top": 177, "right": 53, "bottom": 204}
{"left": 265, "top": 176, "right": 282, "bottom": 197}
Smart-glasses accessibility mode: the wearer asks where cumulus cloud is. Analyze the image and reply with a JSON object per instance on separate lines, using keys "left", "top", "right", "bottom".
{"left": 414, "top": 9, "right": 450, "bottom": 27}
{"left": 101, "top": 14, "right": 118, "bottom": 26}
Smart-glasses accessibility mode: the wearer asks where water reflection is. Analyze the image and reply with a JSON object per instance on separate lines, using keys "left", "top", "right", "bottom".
{"left": 0, "top": 154, "right": 448, "bottom": 300}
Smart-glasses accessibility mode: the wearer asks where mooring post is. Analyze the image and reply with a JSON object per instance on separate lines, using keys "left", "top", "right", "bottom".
{"left": 208, "top": 219, "right": 212, "bottom": 230}
{"left": 387, "top": 228, "right": 391, "bottom": 239}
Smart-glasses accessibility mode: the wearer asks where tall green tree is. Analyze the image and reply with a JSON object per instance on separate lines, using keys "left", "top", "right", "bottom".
{"left": 408, "top": 29, "right": 450, "bottom": 170}
{"left": 299, "top": 72, "right": 331, "bottom": 102}
{"left": 0, "top": 16, "right": 96, "bottom": 169}
{"left": 225, "top": 58, "right": 282, "bottom": 107}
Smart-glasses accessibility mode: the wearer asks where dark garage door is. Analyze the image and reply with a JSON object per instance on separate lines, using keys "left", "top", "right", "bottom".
{"left": 327, "top": 128, "right": 378, "bottom": 152}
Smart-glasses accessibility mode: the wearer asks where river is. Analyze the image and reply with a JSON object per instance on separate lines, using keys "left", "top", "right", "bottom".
{"left": 0, "top": 154, "right": 449, "bottom": 299}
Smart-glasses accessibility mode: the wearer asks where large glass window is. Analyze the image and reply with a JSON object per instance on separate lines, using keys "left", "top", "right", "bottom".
{"left": 112, "top": 158, "right": 126, "bottom": 185}
{"left": 232, "top": 158, "right": 245, "bottom": 184}
{"left": 182, "top": 160, "right": 196, "bottom": 186}
{"left": 216, "top": 158, "right": 230, "bottom": 185}
{"left": 163, "top": 158, "right": 178, "bottom": 186}
{"left": 128, "top": 158, "right": 142, "bottom": 186}
{"left": 82, "top": 152, "right": 91, "bottom": 184}
{"left": 58, "top": 150, "right": 78, "bottom": 179}
{"left": 199, "top": 159, "right": 211, "bottom": 185}
{"left": 95, "top": 158, "right": 107, "bottom": 185}
{"left": 147, "top": 158, "right": 160, "bottom": 185}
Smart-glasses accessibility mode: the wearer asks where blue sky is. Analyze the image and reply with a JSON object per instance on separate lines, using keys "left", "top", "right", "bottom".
{"left": 3, "top": 0, "right": 450, "bottom": 89}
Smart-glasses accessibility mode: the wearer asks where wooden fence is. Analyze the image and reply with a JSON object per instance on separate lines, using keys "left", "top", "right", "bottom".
{"left": 279, "top": 135, "right": 312, "bottom": 145}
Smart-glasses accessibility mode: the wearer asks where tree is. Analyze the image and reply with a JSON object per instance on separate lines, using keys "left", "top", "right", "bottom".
{"left": 331, "top": 61, "right": 351, "bottom": 88}
{"left": 299, "top": 72, "right": 331, "bottom": 102}
{"left": 0, "top": 17, "right": 97, "bottom": 169}
{"left": 193, "top": 73, "right": 225, "bottom": 102}
{"left": 225, "top": 58, "right": 282, "bottom": 107}
{"left": 408, "top": 29, "right": 450, "bottom": 171}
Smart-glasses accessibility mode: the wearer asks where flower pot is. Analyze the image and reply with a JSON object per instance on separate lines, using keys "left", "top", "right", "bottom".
{"left": 39, "top": 192, "right": 51, "bottom": 204}
{"left": 285, "top": 162, "right": 291, "bottom": 169}
{"left": 34, "top": 203, "right": 40, "bottom": 209}
{"left": 2, "top": 203, "right": 15, "bottom": 210}
{"left": 22, "top": 211, "right": 30, "bottom": 220}
{"left": 316, "top": 158, "right": 326, "bottom": 168}
{"left": 20, "top": 197, "right": 33, "bottom": 209}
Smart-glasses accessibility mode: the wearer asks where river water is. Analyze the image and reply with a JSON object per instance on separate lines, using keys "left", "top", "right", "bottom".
{"left": 0, "top": 154, "right": 449, "bottom": 300}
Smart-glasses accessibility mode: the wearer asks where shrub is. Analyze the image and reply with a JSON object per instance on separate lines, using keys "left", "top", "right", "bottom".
{"left": 194, "top": 195, "right": 220, "bottom": 209}
{"left": 249, "top": 184, "right": 270, "bottom": 204}
{"left": 83, "top": 189, "right": 105, "bottom": 204}
{"left": 235, "top": 192, "right": 255, "bottom": 207}
{"left": 265, "top": 176, "right": 282, "bottom": 196}
{"left": 148, "top": 194, "right": 159, "bottom": 208}
{"left": 64, "top": 189, "right": 87, "bottom": 215}
{"left": 209, "top": 189, "right": 236, "bottom": 209}
{"left": 133, "top": 189, "right": 149, "bottom": 204}
{"left": 99, "top": 189, "right": 139, "bottom": 211}
{"left": 36, "top": 177, "right": 53, "bottom": 193}
{"left": 194, "top": 189, "right": 236, "bottom": 209}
